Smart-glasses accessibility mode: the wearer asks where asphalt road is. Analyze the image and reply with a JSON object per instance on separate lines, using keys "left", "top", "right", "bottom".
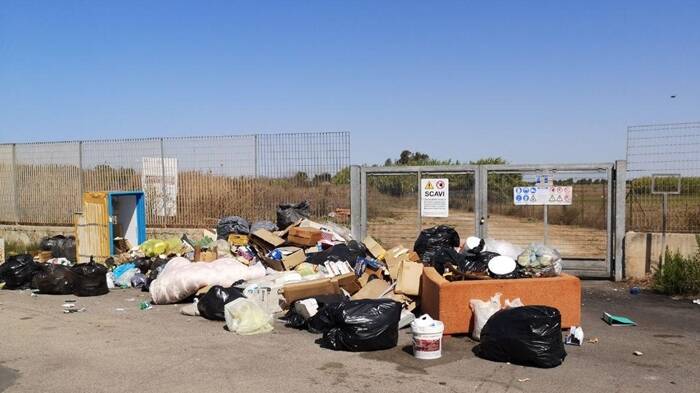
{"left": 1, "top": 281, "right": 699, "bottom": 393}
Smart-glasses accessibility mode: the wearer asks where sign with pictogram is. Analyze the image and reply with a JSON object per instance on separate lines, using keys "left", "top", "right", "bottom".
{"left": 513, "top": 186, "right": 572, "bottom": 206}
{"left": 421, "top": 178, "right": 449, "bottom": 217}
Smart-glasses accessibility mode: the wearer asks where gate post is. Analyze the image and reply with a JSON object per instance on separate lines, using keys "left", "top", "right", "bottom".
{"left": 350, "top": 165, "right": 362, "bottom": 240}
{"left": 614, "top": 160, "right": 627, "bottom": 281}
{"left": 477, "top": 165, "right": 489, "bottom": 238}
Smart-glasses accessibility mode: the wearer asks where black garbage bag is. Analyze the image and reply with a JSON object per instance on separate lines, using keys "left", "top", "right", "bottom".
{"left": 31, "top": 264, "right": 76, "bottom": 294}
{"left": 197, "top": 284, "right": 245, "bottom": 321}
{"left": 462, "top": 250, "right": 500, "bottom": 274}
{"left": 475, "top": 306, "right": 567, "bottom": 368}
{"left": 216, "top": 216, "right": 250, "bottom": 240}
{"left": 133, "top": 258, "right": 152, "bottom": 274}
{"left": 142, "top": 257, "right": 169, "bottom": 292}
{"left": 282, "top": 294, "right": 348, "bottom": 330}
{"left": 307, "top": 241, "right": 368, "bottom": 267}
{"left": 276, "top": 201, "right": 310, "bottom": 229}
{"left": 39, "top": 235, "right": 77, "bottom": 262}
{"left": 311, "top": 299, "right": 401, "bottom": 352}
{"left": 0, "top": 254, "right": 39, "bottom": 290}
{"left": 433, "top": 247, "right": 464, "bottom": 274}
{"left": 250, "top": 220, "right": 278, "bottom": 233}
{"left": 413, "top": 225, "right": 460, "bottom": 270}
{"left": 71, "top": 260, "right": 109, "bottom": 296}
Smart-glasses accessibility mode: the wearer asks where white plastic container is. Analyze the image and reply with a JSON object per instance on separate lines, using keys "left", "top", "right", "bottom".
{"left": 410, "top": 314, "right": 445, "bottom": 360}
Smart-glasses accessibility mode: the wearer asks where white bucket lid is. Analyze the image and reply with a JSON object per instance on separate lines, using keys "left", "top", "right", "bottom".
{"left": 488, "top": 255, "right": 517, "bottom": 276}
{"left": 411, "top": 314, "right": 444, "bottom": 333}
{"left": 466, "top": 236, "right": 482, "bottom": 250}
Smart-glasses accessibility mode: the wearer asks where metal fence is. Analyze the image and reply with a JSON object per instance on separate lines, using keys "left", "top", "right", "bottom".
{"left": 626, "top": 122, "right": 700, "bottom": 233}
{"left": 0, "top": 132, "right": 351, "bottom": 228}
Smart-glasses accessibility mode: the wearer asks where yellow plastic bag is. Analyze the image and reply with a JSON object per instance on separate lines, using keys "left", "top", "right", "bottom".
{"left": 224, "top": 298, "right": 273, "bottom": 335}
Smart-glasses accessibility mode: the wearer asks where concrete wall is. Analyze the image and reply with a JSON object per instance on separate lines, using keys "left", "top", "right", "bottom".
{"left": 624, "top": 231, "right": 700, "bottom": 279}
{"left": 0, "top": 224, "right": 216, "bottom": 251}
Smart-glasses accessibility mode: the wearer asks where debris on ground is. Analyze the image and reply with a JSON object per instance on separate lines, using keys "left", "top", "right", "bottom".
{"left": 0, "top": 199, "right": 588, "bottom": 366}
{"left": 602, "top": 312, "right": 637, "bottom": 326}
{"left": 633, "top": 351, "right": 644, "bottom": 356}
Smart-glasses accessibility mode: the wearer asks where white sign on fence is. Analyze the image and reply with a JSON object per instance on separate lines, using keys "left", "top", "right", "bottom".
{"left": 142, "top": 157, "right": 178, "bottom": 216}
{"left": 513, "top": 186, "right": 572, "bottom": 206}
{"left": 421, "top": 178, "right": 449, "bottom": 217}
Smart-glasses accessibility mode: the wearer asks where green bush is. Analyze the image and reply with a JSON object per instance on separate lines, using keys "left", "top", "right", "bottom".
{"left": 652, "top": 246, "right": 700, "bottom": 295}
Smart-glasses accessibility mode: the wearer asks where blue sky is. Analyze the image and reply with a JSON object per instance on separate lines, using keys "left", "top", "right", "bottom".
{"left": 0, "top": 1, "right": 698, "bottom": 165}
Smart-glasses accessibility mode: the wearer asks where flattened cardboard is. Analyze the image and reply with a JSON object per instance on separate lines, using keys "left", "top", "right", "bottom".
{"left": 396, "top": 260, "right": 423, "bottom": 296}
{"left": 351, "top": 279, "right": 391, "bottom": 300}
{"left": 363, "top": 236, "right": 386, "bottom": 259}
{"left": 282, "top": 278, "right": 340, "bottom": 304}
{"left": 384, "top": 246, "right": 410, "bottom": 280}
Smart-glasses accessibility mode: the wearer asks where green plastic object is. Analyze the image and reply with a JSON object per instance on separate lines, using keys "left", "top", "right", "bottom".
{"left": 602, "top": 312, "right": 636, "bottom": 326}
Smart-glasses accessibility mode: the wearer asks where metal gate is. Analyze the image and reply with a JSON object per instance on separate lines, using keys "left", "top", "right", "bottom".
{"left": 351, "top": 162, "right": 626, "bottom": 279}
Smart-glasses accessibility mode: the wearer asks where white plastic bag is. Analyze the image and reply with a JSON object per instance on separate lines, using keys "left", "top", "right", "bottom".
{"left": 149, "top": 257, "right": 266, "bottom": 304}
{"left": 483, "top": 239, "right": 523, "bottom": 260}
{"left": 504, "top": 297, "right": 524, "bottom": 308}
{"left": 224, "top": 298, "right": 273, "bottom": 335}
{"left": 469, "top": 292, "right": 502, "bottom": 340}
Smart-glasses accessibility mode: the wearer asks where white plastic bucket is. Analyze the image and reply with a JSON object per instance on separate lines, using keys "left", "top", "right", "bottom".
{"left": 411, "top": 314, "right": 444, "bottom": 360}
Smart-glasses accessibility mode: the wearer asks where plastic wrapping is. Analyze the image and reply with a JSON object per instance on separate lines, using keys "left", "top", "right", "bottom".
{"left": 31, "top": 264, "right": 76, "bottom": 294}
{"left": 0, "top": 254, "right": 39, "bottom": 290}
{"left": 311, "top": 299, "right": 401, "bottom": 352}
{"left": 139, "top": 238, "right": 184, "bottom": 257}
{"left": 130, "top": 273, "right": 148, "bottom": 289}
{"left": 476, "top": 306, "right": 567, "bottom": 368}
{"left": 197, "top": 285, "right": 245, "bottom": 321}
{"left": 469, "top": 292, "right": 502, "bottom": 340}
{"left": 517, "top": 244, "right": 563, "bottom": 277}
{"left": 149, "top": 257, "right": 266, "bottom": 304}
{"left": 71, "top": 261, "right": 109, "bottom": 296}
{"left": 483, "top": 239, "right": 523, "bottom": 260}
{"left": 250, "top": 220, "right": 278, "bottom": 233}
{"left": 276, "top": 201, "right": 310, "bottom": 229}
{"left": 216, "top": 216, "right": 250, "bottom": 240}
{"left": 413, "top": 226, "right": 460, "bottom": 273}
{"left": 224, "top": 298, "right": 273, "bottom": 335}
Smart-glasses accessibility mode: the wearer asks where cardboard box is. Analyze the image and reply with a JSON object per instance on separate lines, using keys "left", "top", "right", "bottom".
{"left": 287, "top": 227, "right": 323, "bottom": 247}
{"left": 396, "top": 260, "right": 423, "bottom": 296}
{"left": 363, "top": 236, "right": 386, "bottom": 259}
{"left": 282, "top": 278, "right": 341, "bottom": 304}
{"left": 250, "top": 229, "right": 285, "bottom": 250}
{"left": 261, "top": 247, "right": 306, "bottom": 271}
{"left": 227, "top": 234, "right": 249, "bottom": 246}
{"left": 332, "top": 272, "right": 362, "bottom": 295}
{"left": 358, "top": 266, "right": 384, "bottom": 287}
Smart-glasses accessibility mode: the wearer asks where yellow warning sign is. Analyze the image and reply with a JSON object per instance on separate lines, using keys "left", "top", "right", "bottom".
{"left": 425, "top": 181, "right": 434, "bottom": 190}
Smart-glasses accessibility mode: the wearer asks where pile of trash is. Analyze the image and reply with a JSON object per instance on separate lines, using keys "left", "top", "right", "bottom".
{"left": 0, "top": 200, "right": 569, "bottom": 363}
{"left": 415, "top": 225, "right": 562, "bottom": 280}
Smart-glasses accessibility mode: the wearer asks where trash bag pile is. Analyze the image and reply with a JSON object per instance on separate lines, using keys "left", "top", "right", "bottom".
{"left": 0, "top": 201, "right": 571, "bottom": 364}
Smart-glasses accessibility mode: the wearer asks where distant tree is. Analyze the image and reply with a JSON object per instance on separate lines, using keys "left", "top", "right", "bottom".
{"left": 332, "top": 167, "right": 351, "bottom": 185}
{"left": 312, "top": 173, "right": 332, "bottom": 184}
{"left": 292, "top": 171, "right": 309, "bottom": 183}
